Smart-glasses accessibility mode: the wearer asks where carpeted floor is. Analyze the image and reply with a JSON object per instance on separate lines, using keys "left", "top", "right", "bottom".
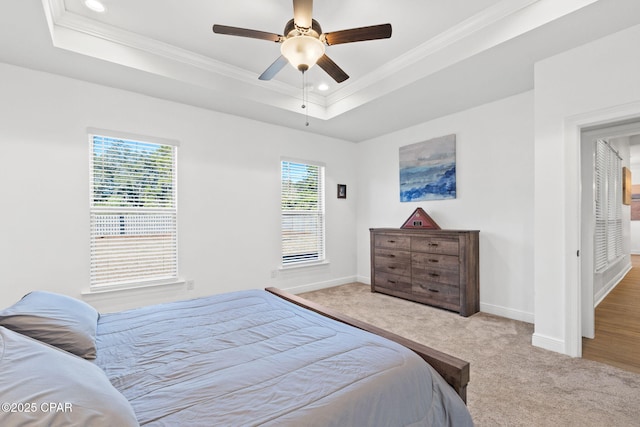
{"left": 299, "top": 283, "right": 640, "bottom": 426}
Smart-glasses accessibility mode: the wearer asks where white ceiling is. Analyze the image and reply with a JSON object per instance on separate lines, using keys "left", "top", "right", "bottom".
{"left": 2, "top": 0, "right": 640, "bottom": 142}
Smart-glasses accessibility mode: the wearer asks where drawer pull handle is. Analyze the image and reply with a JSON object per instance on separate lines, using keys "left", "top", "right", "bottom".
{"left": 429, "top": 273, "right": 440, "bottom": 277}
{"left": 388, "top": 280, "right": 397, "bottom": 284}
{"left": 429, "top": 259, "right": 439, "bottom": 263}
{"left": 428, "top": 288, "right": 440, "bottom": 293}
{"left": 428, "top": 243, "right": 439, "bottom": 247}
{"left": 388, "top": 254, "right": 396, "bottom": 258}
{"left": 388, "top": 266, "right": 396, "bottom": 270}
{"left": 388, "top": 240, "right": 396, "bottom": 243}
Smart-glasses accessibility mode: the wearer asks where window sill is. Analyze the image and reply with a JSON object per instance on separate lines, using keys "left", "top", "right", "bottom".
{"left": 81, "top": 279, "right": 185, "bottom": 296}
{"left": 279, "top": 260, "right": 330, "bottom": 271}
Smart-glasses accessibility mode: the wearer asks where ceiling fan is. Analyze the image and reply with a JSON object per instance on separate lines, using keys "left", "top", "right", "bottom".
{"left": 212, "top": 0, "right": 392, "bottom": 83}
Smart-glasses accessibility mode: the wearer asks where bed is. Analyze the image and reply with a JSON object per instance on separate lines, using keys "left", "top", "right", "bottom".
{"left": 0, "top": 287, "right": 473, "bottom": 426}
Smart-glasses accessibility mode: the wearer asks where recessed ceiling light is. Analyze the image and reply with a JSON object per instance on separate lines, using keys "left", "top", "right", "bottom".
{"left": 317, "top": 83, "right": 329, "bottom": 91}
{"left": 84, "top": 0, "right": 106, "bottom": 13}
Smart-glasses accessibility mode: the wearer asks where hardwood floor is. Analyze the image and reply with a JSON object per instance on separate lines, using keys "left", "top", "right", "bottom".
{"left": 582, "top": 255, "right": 640, "bottom": 374}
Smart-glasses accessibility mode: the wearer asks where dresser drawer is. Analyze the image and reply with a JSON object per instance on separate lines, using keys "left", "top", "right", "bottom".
{"left": 374, "top": 253, "right": 411, "bottom": 277}
{"left": 412, "top": 281, "right": 460, "bottom": 310}
{"left": 411, "top": 237, "right": 459, "bottom": 255}
{"left": 375, "top": 248, "right": 411, "bottom": 263}
{"left": 373, "top": 271, "right": 412, "bottom": 293}
{"left": 411, "top": 252, "right": 459, "bottom": 272}
{"left": 374, "top": 234, "right": 410, "bottom": 250}
{"left": 413, "top": 265, "right": 460, "bottom": 286}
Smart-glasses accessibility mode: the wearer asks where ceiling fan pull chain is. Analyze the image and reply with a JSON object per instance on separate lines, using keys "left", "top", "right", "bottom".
{"left": 301, "top": 70, "right": 306, "bottom": 109}
{"left": 301, "top": 70, "right": 309, "bottom": 127}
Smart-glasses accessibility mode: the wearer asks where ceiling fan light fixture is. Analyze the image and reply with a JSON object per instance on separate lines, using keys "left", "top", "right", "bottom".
{"left": 280, "top": 36, "right": 325, "bottom": 72}
{"left": 84, "top": 0, "right": 106, "bottom": 13}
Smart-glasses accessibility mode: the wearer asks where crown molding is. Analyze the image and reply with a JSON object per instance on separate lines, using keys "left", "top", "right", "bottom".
{"left": 42, "top": 0, "right": 327, "bottom": 112}
{"left": 41, "top": 0, "right": 601, "bottom": 120}
{"left": 326, "top": 0, "right": 542, "bottom": 106}
{"left": 324, "top": 0, "right": 600, "bottom": 117}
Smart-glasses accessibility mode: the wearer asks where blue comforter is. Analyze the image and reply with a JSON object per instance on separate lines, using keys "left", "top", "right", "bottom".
{"left": 95, "top": 290, "right": 473, "bottom": 426}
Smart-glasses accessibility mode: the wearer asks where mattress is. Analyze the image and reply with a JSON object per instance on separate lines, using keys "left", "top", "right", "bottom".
{"left": 95, "top": 289, "right": 473, "bottom": 426}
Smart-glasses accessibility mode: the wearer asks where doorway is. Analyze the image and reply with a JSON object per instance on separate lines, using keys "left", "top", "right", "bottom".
{"left": 580, "top": 119, "right": 640, "bottom": 341}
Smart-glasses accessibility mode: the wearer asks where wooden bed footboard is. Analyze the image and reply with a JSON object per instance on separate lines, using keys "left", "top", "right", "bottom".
{"left": 265, "top": 287, "right": 470, "bottom": 403}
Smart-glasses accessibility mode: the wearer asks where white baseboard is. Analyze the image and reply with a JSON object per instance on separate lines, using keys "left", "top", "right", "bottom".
{"left": 532, "top": 332, "right": 566, "bottom": 354}
{"left": 594, "top": 262, "right": 632, "bottom": 307}
{"left": 280, "top": 276, "right": 358, "bottom": 295}
{"left": 357, "top": 275, "right": 371, "bottom": 285}
{"left": 285, "top": 277, "right": 536, "bottom": 326}
{"left": 480, "top": 302, "right": 534, "bottom": 324}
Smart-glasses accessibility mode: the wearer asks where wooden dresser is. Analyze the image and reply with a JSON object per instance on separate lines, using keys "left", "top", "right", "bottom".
{"left": 370, "top": 228, "right": 479, "bottom": 317}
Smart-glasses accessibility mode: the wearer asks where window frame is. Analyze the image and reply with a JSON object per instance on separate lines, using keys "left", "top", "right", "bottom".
{"left": 280, "top": 158, "right": 326, "bottom": 268}
{"left": 88, "top": 128, "right": 179, "bottom": 291}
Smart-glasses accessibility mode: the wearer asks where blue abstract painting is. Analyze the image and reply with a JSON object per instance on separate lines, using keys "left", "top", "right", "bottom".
{"left": 399, "top": 134, "right": 456, "bottom": 202}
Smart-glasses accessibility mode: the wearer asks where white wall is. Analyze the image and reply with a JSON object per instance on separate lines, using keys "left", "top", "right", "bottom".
{"left": 356, "top": 91, "right": 535, "bottom": 322}
{"left": 0, "top": 62, "right": 358, "bottom": 313}
{"left": 534, "top": 23, "right": 640, "bottom": 356}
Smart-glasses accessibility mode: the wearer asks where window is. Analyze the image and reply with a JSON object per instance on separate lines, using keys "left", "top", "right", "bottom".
{"left": 281, "top": 160, "right": 325, "bottom": 266}
{"left": 594, "top": 138, "right": 623, "bottom": 272}
{"left": 89, "top": 130, "right": 178, "bottom": 289}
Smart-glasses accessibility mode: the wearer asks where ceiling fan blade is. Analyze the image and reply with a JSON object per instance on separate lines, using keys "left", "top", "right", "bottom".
{"left": 259, "top": 55, "right": 289, "bottom": 80}
{"left": 293, "top": 0, "right": 313, "bottom": 29}
{"left": 212, "top": 25, "right": 282, "bottom": 42}
{"left": 317, "top": 54, "right": 349, "bottom": 83}
{"left": 324, "top": 24, "right": 392, "bottom": 46}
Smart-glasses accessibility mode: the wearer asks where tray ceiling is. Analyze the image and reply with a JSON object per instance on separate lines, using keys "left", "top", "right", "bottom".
{"left": 1, "top": 0, "right": 639, "bottom": 141}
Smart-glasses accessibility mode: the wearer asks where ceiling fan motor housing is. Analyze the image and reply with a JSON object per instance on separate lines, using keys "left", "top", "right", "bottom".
{"left": 284, "top": 19, "right": 323, "bottom": 38}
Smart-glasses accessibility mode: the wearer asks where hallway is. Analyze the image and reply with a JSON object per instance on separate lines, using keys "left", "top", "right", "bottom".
{"left": 582, "top": 255, "right": 640, "bottom": 374}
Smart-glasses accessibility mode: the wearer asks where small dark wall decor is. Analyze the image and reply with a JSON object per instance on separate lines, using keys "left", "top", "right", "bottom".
{"left": 337, "top": 184, "right": 347, "bottom": 199}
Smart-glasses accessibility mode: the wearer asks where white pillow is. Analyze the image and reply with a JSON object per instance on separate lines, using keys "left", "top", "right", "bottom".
{"left": 0, "top": 326, "right": 138, "bottom": 426}
{"left": 0, "top": 291, "right": 99, "bottom": 359}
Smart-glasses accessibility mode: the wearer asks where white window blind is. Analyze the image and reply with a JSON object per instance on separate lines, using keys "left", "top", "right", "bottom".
{"left": 594, "top": 138, "right": 622, "bottom": 272}
{"left": 90, "top": 134, "right": 178, "bottom": 288}
{"left": 281, "top": 160, "right": 325, "bottom": 266}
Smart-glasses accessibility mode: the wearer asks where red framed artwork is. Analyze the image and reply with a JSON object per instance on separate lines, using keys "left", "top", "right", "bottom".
{"left": 401, "top": 208, "right": 441, "bottom": 229}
